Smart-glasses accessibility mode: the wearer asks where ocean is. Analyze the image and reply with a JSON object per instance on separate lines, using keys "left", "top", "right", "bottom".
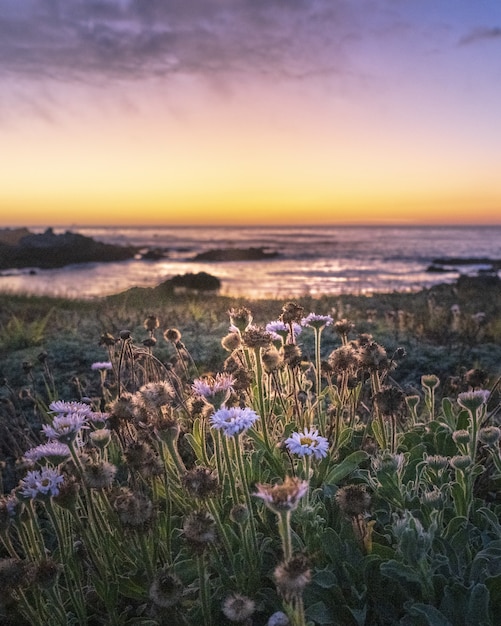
{"left": 1, "top": 225, "right": 500, "bottom": 299}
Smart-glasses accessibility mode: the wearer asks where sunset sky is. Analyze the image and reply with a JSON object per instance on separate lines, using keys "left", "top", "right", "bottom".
{"left": 1, "top": 0, "right": 501, "bottom": 226}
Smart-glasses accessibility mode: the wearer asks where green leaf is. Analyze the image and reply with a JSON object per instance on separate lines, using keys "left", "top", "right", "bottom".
{"left": 466, "top": 583, "right": 490, "bottom": 626}
{"left": 407, "top": 603, "right": 453, "bottom": 626}
{"left": 380, "top": 560, "right": 422, "bottom": 586}
{"left": 313, "top": 567, "right": 338, "bottom": 589}
{"left": 324, "top": 451, "right": 369, "bottom": 485}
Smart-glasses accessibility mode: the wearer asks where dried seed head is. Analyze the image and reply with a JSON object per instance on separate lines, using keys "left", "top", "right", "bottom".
{"left": 222, "top": 593, "right": 256, "bottom": 623}
{"left": 83, "top": 459, "right": 117, "bottom": 490}
{"left": 241, "top": 326, "right": 274, "bottom": 350}
{"left": 335, "top": 484, "right": 371, "bottom": 517}
{"left": 163, "top": 328, "right": 182, "bottom": 343}
{"left": 113, "top": 489, "right": 154, "bottom": 528}
{"left": 228, "top": 307, "right": 253, "bottom": 333}
{"left": 181, "top": 466, "right": 219, "bottom": 499}
{"left": 334, "top": 318, "right": 355, "bottom": 337}
{"left": 280, "top": 302, "right": 305, "bottom": 325}
{"left": 465, "top": 368, "right": 489, "bottom": 389}
{"left": 182, "top": 510, "right": 217, "bottom": 552}
{"left": 149, "top": 566, "right": 184, "bottom": 608}
{"left": 261, "top": 347, "right": 283, "bottom": 373}
{"left": 327, "top": 345, "right": 360, "bottom": 374}
{"left": 221, "top": 332, "right": 242, "bottom": 352}
{"left": 273, "top": 554, "right": 311, "bottom": 602}
{"left": 144, "top": 315, "right": 160, "bottom": 332}
{"left": 374, "top": 386, "right": 406, "bottom": 417}
{"left": 358, "top": 342, "right": 389, "bottom": 372}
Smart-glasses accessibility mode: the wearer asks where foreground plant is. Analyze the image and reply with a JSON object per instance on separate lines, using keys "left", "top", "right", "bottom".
{"left": 0, "top": 306, "right": 500, "bottom": 625}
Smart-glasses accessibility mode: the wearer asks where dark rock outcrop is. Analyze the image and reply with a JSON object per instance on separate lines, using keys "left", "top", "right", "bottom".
{"left": 159, "top": 272, "right": 221, "bottom": 292}
{"left": 0, "top": 228, "right": 138, "bottom": 270}
{"left": 192, "top": 247, "right": 279, "bottom": 262}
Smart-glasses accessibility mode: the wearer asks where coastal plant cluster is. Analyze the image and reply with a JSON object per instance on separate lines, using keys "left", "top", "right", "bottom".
{"left": 1, "top": 302, "right": 501, "bottom": 626}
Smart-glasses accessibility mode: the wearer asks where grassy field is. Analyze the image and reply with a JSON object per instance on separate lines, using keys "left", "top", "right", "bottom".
{"left": 0, "top": 275, "right": 500, "bottom": 625}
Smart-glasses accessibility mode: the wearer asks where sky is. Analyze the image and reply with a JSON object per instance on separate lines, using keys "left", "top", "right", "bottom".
{"left": 1, "top": 0, "right": 501, "bottom": 227}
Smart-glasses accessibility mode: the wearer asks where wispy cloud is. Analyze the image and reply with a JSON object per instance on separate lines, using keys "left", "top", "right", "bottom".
{"left": 459, "top": 26, "right": 501, "bottom": 45}
{"left": 0, "top": 0, "right": 352, "bottom": 83}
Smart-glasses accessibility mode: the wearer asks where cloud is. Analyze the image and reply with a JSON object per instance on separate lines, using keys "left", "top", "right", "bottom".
{"left": 459, "top": 26, "right": 501, "bottom": 46}
{"left": 0, "top": 0, "right": 351, "bottom": 84}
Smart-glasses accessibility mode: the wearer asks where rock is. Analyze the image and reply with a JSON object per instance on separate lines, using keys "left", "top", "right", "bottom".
{"left": 0, "top": 227, "right": 138, "bottom": 270}
{"left": 0, "top": 227, "right": 32, "bottom": 246}
{"left": 192, "top": 247, "right": 279, "bottom": 262}
{"left": 157, "top": 272, "right": 221, "bottom": 292}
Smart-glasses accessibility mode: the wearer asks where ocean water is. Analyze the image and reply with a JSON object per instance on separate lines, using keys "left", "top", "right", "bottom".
{"left": 1, "top": 225, "right": 500, "bottom": 299}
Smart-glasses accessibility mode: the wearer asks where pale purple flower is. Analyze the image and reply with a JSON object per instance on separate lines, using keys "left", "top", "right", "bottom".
{"left": 23, "top": 442, "right": 71, "bottom": 465}
{"left": 457, "top": 390, "right": 490, "bottom": 413}
{"left": 48, "top": 400, "right": 93, "bottom": 415}
{"left": 87, "top": 411, "right": 110, "bottom": 426}
{"left": 192, "top": 373, "right": 235, "bottom": 398}
{"left": 210, "top": 406, "right": 259, "bottom": 437}
{"left": 285, "top": 427, "right": 329, "bottom": 460}
{"left": 42, "top": 412, "right": 89, "bottom": 444}
{"left": 265, "top": 320, "right": 302, "bottom": 341}
{"left": 91, "top": 361, "right": 113, "bottom": 371}
{"left": 19, "top": 468, "right": 65, "bottom": 499}
{"left": 254, "top": 476, "right": 309, "bottom": 513}
{"left": 301, "top": 313, "right": 333, "bottom": 329}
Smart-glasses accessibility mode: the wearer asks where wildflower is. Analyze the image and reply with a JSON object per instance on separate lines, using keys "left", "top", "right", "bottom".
{"left": 108, "top": 393, "right": 136, "bottom": 427}
{"left": 52, "top": 475, "right": 80, "bottom": 510}
{"left": 124, "top": 441, "right": 158, "bottom": 472}
{"left": 222, "top": 593, "right": 256, "bottom": 623}
{"left": 285, "top": 427, "right": 329, "bottom": 460}
{"left": 23, "top": 442, "right": 71, "bottom": 466}
{"left": 273, "top": 554, "right": 311, "bottom": 601}
{"left": 374, "top": 386, "right": 406, "bottom": 417}
{"left": 89, "top": 428, "right": 112, "bottom": 449}
{"left": 267, "top": 612, "right": 291, "bottom": 626}
{"left": 87, "top": 411, "right": 110, "bottom": 427}
{"left": 282, "top": 343, "right": 302, "bottom": 368}
{"left": 422, "top": 489, "right": 445, "bottom": 510}
{"left": 42, "top": 412, "right": 89, "bottom": 444}
{"left": 372, "top": 452, "right": 405, "bottom": 474}
{"left": 421, "top": 374, "right": 440, "bottom": 390}
{"left": 83, "top": 459, "right": 117, "bottom": 490}
{"left": 210, "top": 406, "right": 259, "bottom": 437}
{"left": 192, "top": 373, "right": 235, "bottom": 404}
{"left": 261, "top": 347, "right": 283, "bottom": 373}
{"left": 241, "top": 325, "right": 274, "bottom": 349}
{"left": 113, "top": 489, "right": 154, "bottom": 527}
{"left": 254, "top": 476, "right": 309, "bottom": 514}
{"left": 181, "top": 466, "right": 219, "bottom": 499}
{"left": 182, "top": 510, "right": 217, "bottom": 552}
{"left": 425, "top": 454, "right": 449, "bottom": 471}
{"left": 99, "top": 332, "right": 117, "bottom": 347}
{"left": 327, "top": 345, "right": 360, "bottom": 374}
{"left": 230, "top": 503, "right": 250, "bottom": 524}
{"left": 465, "top": 368, "right": 489, "bottom": 389}
{"left": 149, "top": 566, "right": 184, "bottom": 608}
{"left": 133, "top": 381, "right": 175, "bottom": 412}
{"left": 302, "top": 313, "right": 333, "bottom": 329}
{"left": 266, "top": 320, "right": 302, "bottom": 342}
{"left": 163, "top": 327, "right": 182, "bottom": 343}
{"left": 452, "top": 429, "right": 471, "bottom": 445}
{"left": 335, "top": 484, "right": 371, "bottom": 517}
{"left": 48, "top": 400, "right": 92, "bottom": 415}
{"left": 478, "top": 426, "right": 501, "bottom": 446}
{"left": 228, "top": 307, "right": 253, "bottom": 333}
{"left": 405, "top": 395, "right": 420, "bottom": 412}
{"left": 279, "top": 302, "right": 305, "bottom": 325}
{"left": 0, "top": 494, "right": 22, "bottom": 531}
{"left": 144, "top": 315, "right": 159, "bottom": 332}
{"left": 19, "top": 468, "right": 65, "bottom": 499}
{"left": 334, "top": 319, "right": 355, "bottom": 337}
{"left": 90, "top": 361, "right": 113, "bottom": 371}
{"left": 221, "top": 331, "right": 242, "bottom": 352}
{"left": 358, "top": 342, "right": 389, "bottom": 372}
{"left": 450, "top": 455, "right": 473, "bottom": 471}
{"left": 457, "top": 390, "right": 490, "bottom": 413}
